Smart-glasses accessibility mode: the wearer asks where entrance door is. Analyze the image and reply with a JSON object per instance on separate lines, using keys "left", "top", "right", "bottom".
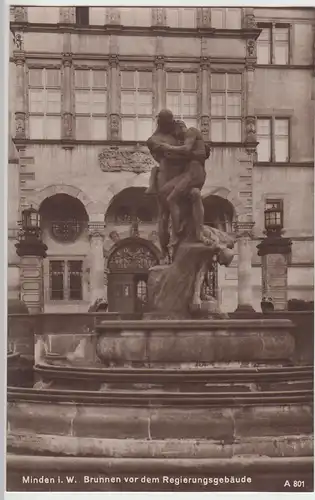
{"left": 108, "top": 273, "right": 136, "bottom": 313}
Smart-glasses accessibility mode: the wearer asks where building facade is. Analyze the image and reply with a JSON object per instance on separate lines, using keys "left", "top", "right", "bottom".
{"left": 8, "top": 6, "right": 314, "bottom": 314}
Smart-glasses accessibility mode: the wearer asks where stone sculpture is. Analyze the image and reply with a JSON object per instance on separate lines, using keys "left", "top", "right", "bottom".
{"left": 146, "top": 109, "right": 235, "bottom": 318}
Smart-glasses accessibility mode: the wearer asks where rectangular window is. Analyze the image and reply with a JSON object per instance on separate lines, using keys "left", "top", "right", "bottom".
{"left": 75, "top": 69, "right": 107, "bottom": 140}
{"left": 120, "top": 7, "right": 151, "bottom": 26}
{"left": 257, "top": 117, "right": 289, "bottom": 162}
{"left": 49, "top": 260, "right": 83, "bottom": 301}
{"left": 211, "top": 8, "right": 241, "bottom": 29}
{"left": 28, "top": 68, "right": 61, "bottom": 139}
{"left": 265, "top": 199, "right": 284, "bottom": 229}
{"left": 210, "top": 73, "right": 242, "bottom": 142}
{"left": 76, "top": 7, "right": 89, "bottom": 26}
{"left": 166, "top": 8, "right": 196, "bottom": 28}
{"left": 257, "top": 24, "right": 290, "bottom": 65}
{"left": 121, "top": 70, "right": 153, "bottom": 141}
{"left": 166, "top": 72, "right": 197, "bottom": 128}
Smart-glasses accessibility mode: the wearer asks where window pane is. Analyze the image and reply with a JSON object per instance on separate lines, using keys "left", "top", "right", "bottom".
{"left": 227, "top": 73, "right": 242, "bottom": 91}
{"left": 226, "top": 119, "right": 241, "bottom": 142}
{"left": 166, "top": 72, "right": 180, "bottom": 90}
{"left": 211, "top": 119, "right": 225, "bottom": 141}
{"left": 260, "top": 27, "right": 271, "bottom": 41}
{"left": 257, "top": 43, "right": 271, "bottom": 64}
{"left": 275, "top": 137, "right": 289, "bottom": 162}
{"left": 121, "top": 71, "right": 135, "bottom": 88}
{"left": 91, "top": 91, "right": 107, "bottom": 114}
{"left": 274, "top": 27, "right": 289, "bottom": 41}
{"left": 121, "top": 91, "right": 136, "bottom": 114}
{"left": 257, "top": 136, "right": 271, "bottom": 162}
{"left": 76, "top": 116, "right": 90, "bottom": 140}
{"left": 45, "top": 116, "right": 61, "bottom": 139}
{"left": 275, "top": 119, "right": 288, "bottom": 135}
{"left": 182, "top": 93, "right": 197, "bottom": 116}
{"left": 45, "top": 69, "right": 60, "bottom": 87}
{"left": 211, "top": 73, "right": 226, "bottom": 90}
{"left": 68, "top": 261, "right": 83, "bottom": 300}
{"left": 75, "top": 70, "right": 90, "bottom": 88}
{"left": 29, "top": 89, "right": 44, "bottom": 113}
{"left": 50, "top": 261, "right": 64, "bottom": 300}
{"left": 166, "top": 93, "right": 181, "bottom": 116}
{"left": 184, "top": 118, "right": 197, "bottom": 129}
{"left": 137, "top": 92, "right": 152, "bottom": 115}
{"left": 29, "top": 69, "right": 43, "bottom": 87}
{"left": 274, "top": 44, "right": 289, "bottom": 65}
{"left": 211, "top": 94, "right": 225, "bottom": 116}
{"left": 29, "top": 115, "right": 44, "bottom": 139}
{"left": 211, "top": 8, "right": 224, "bottom": 29}
{"left": 121, "top": 117, "right": 136, "bottom": 140}
{"left": 92, "top": 70, "right": 107, "bottom": 88}
{"left": 257, "top": 119, "right": 271, "bottom": 135}
{"left": 183, "top": 73, "right": 197, "bottom": 91}
{"left": 138, "top": 72, "right": 152, "bottom": 89}
{"left": 137, "top": 118, "right": 154, "bottom": 140}
{"left": 227, "top": 94, "right": 241, "bottom": 117}
{"left": 75, "top": 91, "right": 90, "bottom": 114}
{"left": 226, "top": 8, "right": 241, "bottom": 29}
{"left": 91, "top": 117, "right": 107, "bottom": 139}
{"left": 46, "top": 90, "right": 61, "bottom": 114}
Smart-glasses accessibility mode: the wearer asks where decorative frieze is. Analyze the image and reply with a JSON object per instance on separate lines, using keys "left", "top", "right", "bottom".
{"left": 99, "top": 147, "right": 158, "bottom": 173}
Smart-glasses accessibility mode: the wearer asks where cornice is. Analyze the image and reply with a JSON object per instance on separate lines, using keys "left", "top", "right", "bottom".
{"left": 254, "top": 161, "right": 314, "bottom": 168}
{"left": 256, "top": 64, "right": 314, "bottom": 70}
{"left": 10, "top": 22, "right": 261, "bottom": 40}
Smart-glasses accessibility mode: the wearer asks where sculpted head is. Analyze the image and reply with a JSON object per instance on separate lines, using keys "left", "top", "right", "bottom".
{"left": 157, "top": 109, "right": 175, "bottom": 134}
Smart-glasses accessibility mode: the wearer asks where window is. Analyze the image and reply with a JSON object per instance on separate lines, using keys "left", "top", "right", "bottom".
{"left": 257, "top": 117, "right": 289, "bottom": 162}
{"left": 89, "top": 7, "right": 107, "bottom": 25}
{"left": 166, "top": 8, "right": 196, "bottom": 28}
{"left": 28, "top": 68, "right": 61, "bottom": 139}
{"left": 75, "top": 69, "right": 107, "bottom": 140}
{"left": 49, "top": 260, "right": 83, "bottom": 301}
{"left": 76, "top": 7, "right": 89, "bottom": 26}
{"left": 120, "top": 7, "right": 151, "bottom": 26}
{"left": 121, "top": 71, "right": 153, "bottom": 141}
{"left": 210, "top": 73, "right": 242, "bottom": 142}
{"left": 257, "top": 24, "right": 289, "bottom": 65}
{"left": 211, "top": 8, "right": 241, "bottom": 29}
{"left": 265, "top": 199, "right": 284, "bottom": 230}
{"left": 166, "top": 72, "right": 198, "bottom": 128}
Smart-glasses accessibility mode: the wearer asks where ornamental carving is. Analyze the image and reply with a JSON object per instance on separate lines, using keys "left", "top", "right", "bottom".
{"left": 245, "top": 116, "right": 256, "bottom": 143}
{"left": 107, "top": 8, "right": 120, "bottom": 24}
{"left": 109, "top": 114, "right": 120, "bottom": 139}
{"left": 200, "top": 115, "right": 210, "bottom": 139}
{"left": 14, "top": 6, "right": 27, "bottom": 22}
{"left": 244, "top": 13, "right": 257, "bottom": 29}
{"left": 62, "top": 113, "right": 73, "bottom": 139}
{"left": 247, "top": 39, "right": 256, "bottom": 58}
{"left": 13, "top": 33, "right": 23, "bottom": 50}
{"left": 200, "top": 8, "right": 211, "bottom": 28}
{"left": 152, "top": 7, "right": 165, "bottom": 26}
{"left": 15, "top": 112, "right": 26, "bottom": 139}
{"left": 108, "top": 243, "right": 158, "bottom": 271}
{"left": 99, "top": 147, "right": 158, "bottom": 173}
{"left": 155, "top": 55, "right": 165, "bottom": 70}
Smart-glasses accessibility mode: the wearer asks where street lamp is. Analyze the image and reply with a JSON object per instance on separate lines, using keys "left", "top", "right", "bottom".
{"left": 21, "top": 206, "right": 41, "bottom": 236}
{"left": 264, "top": 204, "right": 283, "bottom": 236}
{"left": 16, "top": 206, "right": 47, "bottom": 258}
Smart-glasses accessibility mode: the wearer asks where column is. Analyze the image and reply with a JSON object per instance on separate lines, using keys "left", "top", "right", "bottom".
{"left": 14, "top": 51, "right": 26, "bottom": 139}
{"left": 61, "top": 52, "right": 73, "bottom": 141}
{"left": 200, "top": 57, "right": 210, "bottom": 141}
{"left": 244, "top": 9, "right": 258, "bottom": 153}
{"left": 88, "top": 222, "right": 106, "bottom": 305}
{"left": 154, "top": 55, "right": 165, "bottom": 114}
{"left": 235, "top": 221, "right": 255, "bottom": 313}
{"left": 108, "top": 55, "right": 120, "bottom": 140}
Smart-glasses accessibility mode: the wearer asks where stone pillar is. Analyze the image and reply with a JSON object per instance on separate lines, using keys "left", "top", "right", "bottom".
{"left": 8, "top": 138, "right": 21, "bottom": 301}
{"left": 108, "top": 55, "right": 120, "bottom": 140}
{"left": 235, "top": 221, "right": 255, "bottom": 313}
{"left": 257, "top": 236, "right": 292, "bottom": 311}
{"left": 14, "top": 51, "right": 26, "bottom": 139}
{"left": 15, "top": 239, "right": 47, "bottom": 314}
{"left": 154, "top": 55, "right": 165, "bottom": 114}
{"left": 200, "top": 57, "right": 210, "bottom": 141}
{"left": 61, "top": 53, "right": 73, "bottom": 141}
{"left": 244, "top": 9, "right": 258, "bottom": 153}
{"left": 88, "top": 222, "right": 106, "bottom": 305}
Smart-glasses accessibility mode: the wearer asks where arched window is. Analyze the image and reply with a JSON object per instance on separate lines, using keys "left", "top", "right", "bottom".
{"left": 105, "top": 187, "right": 159, "bottom": 225}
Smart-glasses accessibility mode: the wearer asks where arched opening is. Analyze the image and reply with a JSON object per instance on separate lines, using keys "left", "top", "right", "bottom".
{"left": 39, "top": 194, "right": 89, "bottom": 243}
{"left": 105, "top": 187, "right": 159, "bottom": 225}
{"left": 107, "top": 237, "right": 159, "bottom": 314}
{"left": 202, "top": 195, "right": 236, "bottom": 298}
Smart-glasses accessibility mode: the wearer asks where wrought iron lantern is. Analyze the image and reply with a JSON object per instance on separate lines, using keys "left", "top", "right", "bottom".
{"left": 264, "top": 204, "right": 283, "bottom": 236}
{"left": 16, "top": 205, "right": 47, "bottom": 258}
{"left": 21, "top": 206, "right": 41, "bottom": 233}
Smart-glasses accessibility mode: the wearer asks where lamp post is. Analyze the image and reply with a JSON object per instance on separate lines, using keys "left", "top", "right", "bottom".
{"left": 257, "top": 204, "right": 292, "bottom": 311}
{"left": 15, "top": 206, "right": 47, "bottom": 313}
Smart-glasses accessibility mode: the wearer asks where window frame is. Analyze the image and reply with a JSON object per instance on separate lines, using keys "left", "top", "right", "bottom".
{"left": 27, "top": 67, "right": 61, "bottom": 140}
{"left": 165, "top": 70, "right": 198, "bottom": 128}
{"left": 256, "top": 116, "right": 290, "bottom": 163}
{"left": 211, "top": 8, "right": 242, "bottom": 29}
{"left": 47, "top": 257, "right": 85, "bottom": 303}
{"left": 74, "top": 68, "right": 108, "bottom": 140}
{"left": 264, "top": 198, "right": 284, "bottom": 231}
{"left": 257, "top": 23, "right": 291, "bottom": 66}
{"left": 75, "top": 6, "right": 89, "bottom": 26}
{"left": 210, "top": 72, "right": 243, "bottom": 143}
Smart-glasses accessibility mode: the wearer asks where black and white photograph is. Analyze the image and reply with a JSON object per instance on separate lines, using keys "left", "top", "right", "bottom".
{"left": 5, "top": 2, "right": 315, "bottom": 493}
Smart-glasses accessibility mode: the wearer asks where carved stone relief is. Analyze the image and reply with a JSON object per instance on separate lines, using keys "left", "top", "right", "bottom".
{"left": 109, "top": 114, "right": 120, "bottom": 140}
{"left": 99, "top": 147, "right": 158, "bottom": 173}
{"left": 15, "top": 112, "right": 26, "bottom": 139}
{"left": 14, "top": 6, "right": 27, "bottom": 22}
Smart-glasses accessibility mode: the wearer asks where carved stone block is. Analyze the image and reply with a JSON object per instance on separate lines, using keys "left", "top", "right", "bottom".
{"left": 109, "top": 114, "right": 120, "bottom": 140}
{"left": 245, "top": 115, "right": 256, "bottom": 143}
{"left": 62, "top": 113, "right": 73, "bottom": 140}
{"left": 200, "top": 115, "right": 210, "bottom": 140}
{"left": 99, "top": 147, "right": 158, "bottom": 173}
{"left": 247, "top": 39, "right": 256, "bottom": 58}
{"left": 15, "top": 112, "right": 26, "bottom": 139}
